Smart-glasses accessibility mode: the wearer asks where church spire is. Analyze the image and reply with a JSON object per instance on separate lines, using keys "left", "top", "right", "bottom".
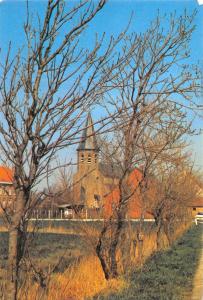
{"left": 77, "top": 113, "right": 99, "bottom": 151}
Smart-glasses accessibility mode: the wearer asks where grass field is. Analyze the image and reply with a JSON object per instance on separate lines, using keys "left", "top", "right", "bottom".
{"left": 0, "top": 221, "right": 201, "bottom": 299}
{"left": 0, "top": 220, "right": 155, "bottom": 272}
{"left": 0, "top": 231, "right": 92, "bottom": 275}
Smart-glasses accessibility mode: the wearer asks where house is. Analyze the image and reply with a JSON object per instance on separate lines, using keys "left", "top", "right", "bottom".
{"left": 189, "top": 196, "right": 203, "bottom": 217}
{"left": 188, "top": 186, "right": 203, "bottom": 217}
{"left": 0, "top": 166, "right": 15, "bottom": 213}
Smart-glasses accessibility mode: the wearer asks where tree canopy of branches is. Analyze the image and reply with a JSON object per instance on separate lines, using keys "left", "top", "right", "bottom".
{"left": 0, "top": 1, "right": 135, "bottom": 299}
{"left": 96, "top": 11, "right": 200, "bottom": 280}
{"left": 0, "top": 1, "right": 201, "bottom": 296}
{"left": 144, "top": 153, "right": 199, "bottom": 249}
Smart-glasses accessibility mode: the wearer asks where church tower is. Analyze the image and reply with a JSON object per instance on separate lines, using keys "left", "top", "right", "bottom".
{"left": 73, "top": 113, "right": 102, "bottom": 208}
{"left": 77, "top": 113, "right": 99, "bottom": 173}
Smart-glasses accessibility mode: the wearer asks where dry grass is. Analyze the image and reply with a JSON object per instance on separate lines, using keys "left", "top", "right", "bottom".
{"left": 16, "top": 228, "right": 163, "bottom": 300}
{"left": 18, "top": 255, "right": 127, "bottom": 300}
{"left": 0, "top": 225, "right": 8, "bottom": 232}
{"left": 142, "top": 230, "right": 157, "bottom": 257}
{"left": 0, "top": 268, "right": 6, "bottom": 299}
{"left": 1, "top": 221, "right": 192, "bottom": 300}
{"left": 173, "top": 222, "right": 191, "bottom": 240}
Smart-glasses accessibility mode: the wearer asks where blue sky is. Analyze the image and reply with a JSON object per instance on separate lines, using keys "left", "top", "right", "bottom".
{"left": 0, "top": 0, "right": 202, "bottom": 171}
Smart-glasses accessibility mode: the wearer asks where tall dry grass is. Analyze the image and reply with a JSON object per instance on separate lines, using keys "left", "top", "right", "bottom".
{"left": 16, "top": 225, "right": 163, "bottom": 300}
{"left": 1, "top": 220, "right": 192, "bottom": 300}
{"left": 18, "top": 255, "right": 127, "bottom": 300}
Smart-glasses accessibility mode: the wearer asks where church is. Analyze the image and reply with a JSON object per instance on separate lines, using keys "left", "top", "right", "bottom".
{"left": 72, "top": 113, "right": 153, "bottom": 219}
{"left": 73, "top": 113, "right": 120, "bottom": 209}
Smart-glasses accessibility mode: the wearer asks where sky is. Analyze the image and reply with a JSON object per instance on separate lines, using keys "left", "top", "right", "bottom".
{"left": 0, "top": 0, "right": 202, "bottom": 173}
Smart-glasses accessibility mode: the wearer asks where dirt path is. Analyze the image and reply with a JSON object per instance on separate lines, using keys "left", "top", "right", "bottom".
{"left": 192, "top": 230, "right": 203, "bottom": 300}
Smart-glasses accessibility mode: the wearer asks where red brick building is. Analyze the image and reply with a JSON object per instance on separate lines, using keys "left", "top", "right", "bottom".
{"left": 103, "top": 168, "right": 153, "bottom": 219}
{"left": 0, "top": 166, "right": 15, "bottom": 213}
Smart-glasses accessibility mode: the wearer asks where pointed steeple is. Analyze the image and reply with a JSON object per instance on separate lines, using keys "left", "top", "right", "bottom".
{"left": 77, "top": 113, "right": 99, "bottom": 151}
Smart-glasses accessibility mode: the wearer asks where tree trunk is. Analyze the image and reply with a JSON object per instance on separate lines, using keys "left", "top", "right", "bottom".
{"left": 156, "top": 224, "right": 162, "bottom": 250}
{"left": 154, "top": 216, "right": 163, "bottom": 250}
{"left": 96, "top": 216, "right": 124, "bottom": 280}
{"left": 96, "top": 181, "right": 127, "bottom": 280}
{"left": 96, "top": 246, "right": 111, "bottom": 280}
{"left": 6, "top": 228, "right": 19, "bottom": 300}
{"left": 96, "top": 222, "right": 111, "bottom": 280}
{"left": 163, "top": 221, "right": 173, "bottom": 247}
{"left": 108, "top": 218, "right": 123, "bottom": 278}
{"left": 96, "top": 212, "right": 125, "bottom": 280}
{"left": 6, "top": 190, "right": 27, "bottom": 300}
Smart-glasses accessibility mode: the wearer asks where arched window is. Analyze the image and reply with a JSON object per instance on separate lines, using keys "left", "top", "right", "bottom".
{"left": 95, "top": 153, "right": 97, "bottom": 163}
{"left": 81, "top": 153, "right": 84, "bottom": 162}
{"left": 80, "top": 186, "right": 86, "bottom": 202}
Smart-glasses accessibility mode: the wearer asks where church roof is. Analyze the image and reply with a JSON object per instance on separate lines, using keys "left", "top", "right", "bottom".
{"left": 77, "top": 113, "right": 99, "bottom": 151}
{"left": 99, "top": 163, "right": 122, "bottom": 179}
{"left": 99, "top": 163, "right": 142, "bottom": 180}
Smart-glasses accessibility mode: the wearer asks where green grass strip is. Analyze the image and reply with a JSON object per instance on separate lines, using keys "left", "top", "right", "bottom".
{"left": 96, "top": 224, "right": 203, "bottom": 300}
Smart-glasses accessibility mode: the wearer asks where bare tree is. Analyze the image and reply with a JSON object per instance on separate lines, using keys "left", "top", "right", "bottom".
{"left": 96, "top": 11, "right": 200, "bottom": 280}
{"left": 145, "top": 154, "right": 199, "bottom": 249}
{"left": 0, "top": 1, "right": 134, "bottom": 299}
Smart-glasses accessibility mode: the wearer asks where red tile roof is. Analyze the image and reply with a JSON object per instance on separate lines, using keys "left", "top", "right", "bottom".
{"left": 190, "top": 197, "right": 203, "bottom": 207}
{"left": 0, "top": 166, "right": 13, "bottom": 184}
